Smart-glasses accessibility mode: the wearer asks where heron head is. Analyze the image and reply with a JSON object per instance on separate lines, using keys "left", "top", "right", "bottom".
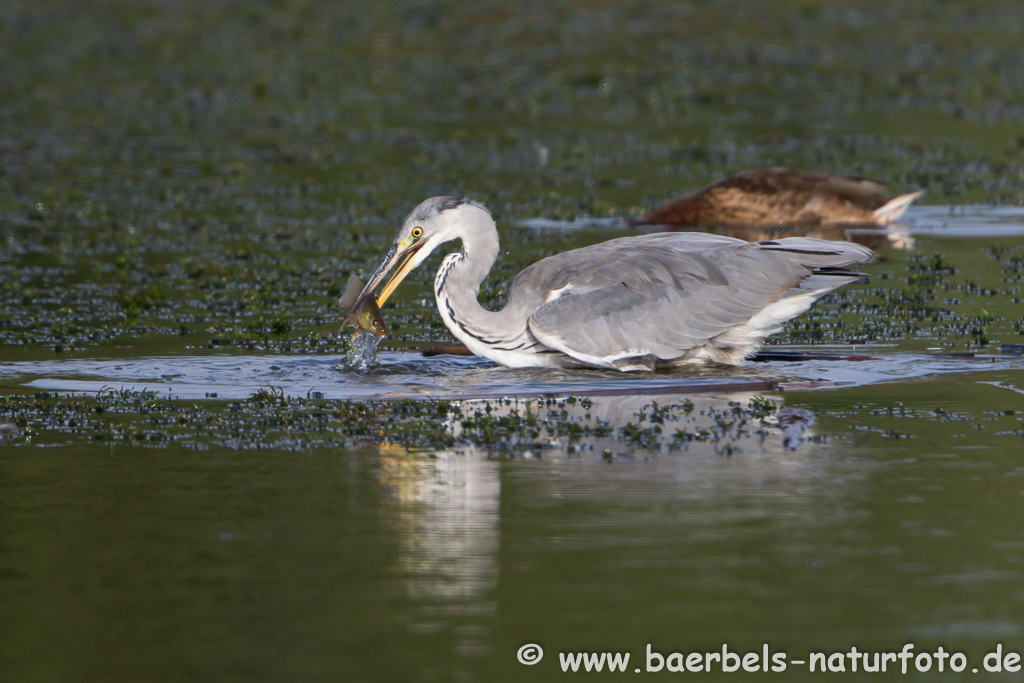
{"left": 354, "top": 197, "right": 491, "bottom": 307}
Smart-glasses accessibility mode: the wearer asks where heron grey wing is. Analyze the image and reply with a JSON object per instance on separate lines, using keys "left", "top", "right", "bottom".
{"left": 756, "top": 237, "right": 874, "bottom": 269}
{"left": 517, "top": 236, "right": 872, "bottom": 367}
{"left": 505, "top": 233, "right": 751, "bottom": 305}
{"left": 527, "top": 259, "right": 783, "bottom": 366}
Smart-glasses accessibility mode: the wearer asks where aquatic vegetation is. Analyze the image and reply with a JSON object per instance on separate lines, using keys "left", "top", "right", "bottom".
{"left": 4, "top": 381, "right": 1010, "bottom": 459}
{"left": 0, "top": 389, "right": 836, "bottom": 456}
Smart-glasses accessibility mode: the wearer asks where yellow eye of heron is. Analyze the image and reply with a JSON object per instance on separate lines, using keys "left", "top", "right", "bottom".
{"left": 411, "top": 226, "right": 423, "bottom": 239}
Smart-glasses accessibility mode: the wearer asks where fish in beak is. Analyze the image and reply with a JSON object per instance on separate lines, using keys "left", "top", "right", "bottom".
{"left": 339, "top": 274, "right": 388, "bottom": 337}
{"left": 339, "top": 237, "right": 428, "bottom": 337}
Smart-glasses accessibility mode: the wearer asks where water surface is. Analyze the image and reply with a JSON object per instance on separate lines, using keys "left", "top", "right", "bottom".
{"left": 4, "top": 1, "right": 1024, "bottom": 680}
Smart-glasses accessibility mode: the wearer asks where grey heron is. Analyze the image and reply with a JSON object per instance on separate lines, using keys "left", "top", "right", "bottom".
{"left": 347, "top": 197, "right": 874, "bottom": 372}
{"left": 631, "top": 168, "right": 922, "bottom": 228}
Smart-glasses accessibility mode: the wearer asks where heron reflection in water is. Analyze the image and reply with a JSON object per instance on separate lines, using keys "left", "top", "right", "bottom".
{"left": 343, "top": 197, "right": 873, "bottom": 372}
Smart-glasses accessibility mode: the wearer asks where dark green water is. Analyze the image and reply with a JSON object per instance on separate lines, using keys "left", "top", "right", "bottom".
{"left": 3, "top": 1, "right": 1024, "bottom": 681}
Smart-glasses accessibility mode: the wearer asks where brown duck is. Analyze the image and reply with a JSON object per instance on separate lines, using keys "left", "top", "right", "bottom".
{"left": 631, "top": 168, "right": 922, "bottom": 228}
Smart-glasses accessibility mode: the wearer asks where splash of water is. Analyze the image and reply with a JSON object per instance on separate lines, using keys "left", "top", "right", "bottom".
{"left": 342, "top": 331, "right": 383, "bottom": 372}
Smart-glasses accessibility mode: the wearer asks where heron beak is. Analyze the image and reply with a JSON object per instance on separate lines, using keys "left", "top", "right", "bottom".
{"left": 372, "top": 239, "right": 426, "bottom": 307}
{"left": 352, "top": 243, "right": 399, "bottom": 302}
{"left": 345, "top": 238, "right": 426, "bottom": 309}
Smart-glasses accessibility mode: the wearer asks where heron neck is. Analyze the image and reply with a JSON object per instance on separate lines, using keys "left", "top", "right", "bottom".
{"left": 453, "top": 220, "right": 499, "bottom": 295}
{"left": 434, "top": 222, "right": 526, "bottom": 346}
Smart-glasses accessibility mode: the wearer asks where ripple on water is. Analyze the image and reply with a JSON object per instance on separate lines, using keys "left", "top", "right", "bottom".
{"left": 0, "top": 349, "right": 1022, "bottom": 401}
